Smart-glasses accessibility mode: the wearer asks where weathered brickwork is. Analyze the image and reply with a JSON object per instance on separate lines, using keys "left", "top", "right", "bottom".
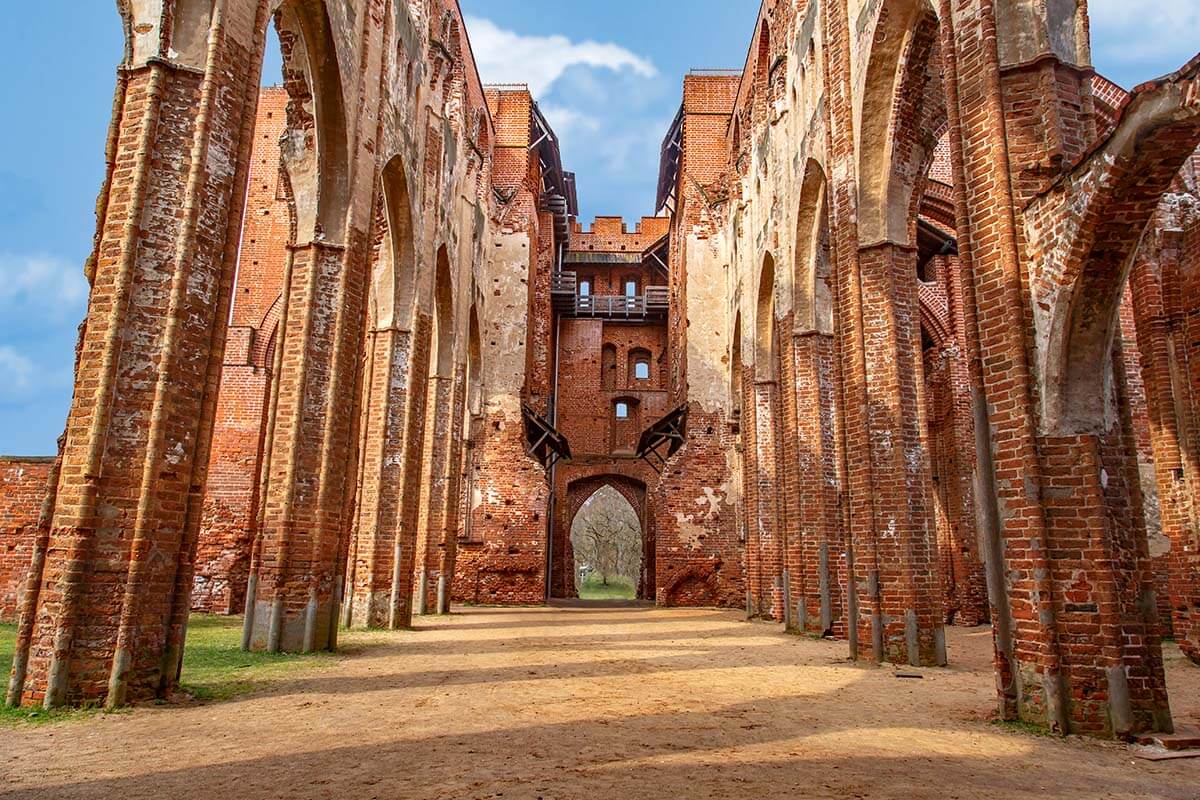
{"left": 0, "top": 459, "right": 52, "bottom": 621}
{"left": 192, "top": 87, "right": 290, "bottom": 615}
{"left": 7, "top": 0, "right": 1199, "bottom": 744}
{"left": 656, "top": 0, "right": 1199, "bottom": 737}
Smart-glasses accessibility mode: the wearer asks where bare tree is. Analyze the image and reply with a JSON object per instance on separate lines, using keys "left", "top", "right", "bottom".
{"left": 571, "top": 487, "right": 642, "bottom": 589}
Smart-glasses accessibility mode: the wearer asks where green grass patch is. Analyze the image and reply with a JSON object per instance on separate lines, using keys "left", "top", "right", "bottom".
{"left": 178, "top": 614, "right": 336, "bottom": 701}
{"left": 578, "top": 574, "right": 637, "bottom": 601}
{"left": 0, "top": 622, "right": 12, "bottom": 683}
{"left": 0, "top": 615, "right": 342, "bottom": 726}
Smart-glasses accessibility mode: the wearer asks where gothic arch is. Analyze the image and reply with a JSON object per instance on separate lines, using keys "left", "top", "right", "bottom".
{"left": 793, "top": 160, "right": 833, "bottom": 335}
{"left": 273, "top": 0, "right": 351, "bottom": 245}
{"left": 564, "top": 474, "right": 652, "bottom": 600}
{"left": 755, "top": 253, "right": 777, "bottom": 378}
{"left": 731, "top": 311, "right": 745, "bottom": 415}
{"left": 466, "top": 304, "right": 483, "bottom": 417}
{"left": 917, "top": 283, "right": 952, "bottom": 350}
{"left": 1043, "top": 68, "right": 1200, "bottom": 433}
{"left": 856, "top": 0, "right": 940, "bottom": 247}
{"left": 432, "top": 245, "right": 456, "bottom": 377}
{"left": 755, "top": 19, "right": 771, "bottom": 91}
{"left": 566, "top": 475, "right": 648, "bottom": 535}
{"left": 371, "top": 156, "right": 417, "bottom": 330}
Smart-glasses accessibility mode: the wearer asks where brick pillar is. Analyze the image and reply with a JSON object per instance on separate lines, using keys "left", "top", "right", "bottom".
{"left": 857, "top": 243, "right": 944, "bottom": 665}
{"left": 778, "top": 324, "right": 803, "bottom": 630}
{"left": 789, "top": 332, "right": 845, "bottom": 635}
{"left": 751, "top": 378, "right": 784, "bottom": 620}
{"left": 740, "top": 364, "right": 763, "bottom": 615}
{"left": 821, "top": 0, "right": 944, "bottom": 666}
{"left": 346, "top": 323, "right": 429, "bottom": 629}
{"left": 1130, "top": 237, "right": 1200, "bottom": 663}
{"left": 944, "top": 0, "right": 1173, "bottom": 734}
{"left": 415, "top": 372, "right": 454, "bottom": 614}
{"left": 7, "top": 3, "right": 265, "bottom": 707}
{"left": 437, "top": 364, "right": 469, "bottom": 613}
{"left": 940, "top": 255, "right": 989, "bottom": 626}
{"left": 243, "top": 236, "right": 372, "bottom": 653}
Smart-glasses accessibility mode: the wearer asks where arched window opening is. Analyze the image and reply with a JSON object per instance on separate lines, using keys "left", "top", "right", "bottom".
{"left": 628, "top": 348, "right": 652, "bottom": 385}
{"left": 466, "top": 305, "right": 483, "bottom": 417}
{"left": 432, "top": 247, "right": 455, "bottom": 377}
{"left": 611, "top": 397, "right": 640, "bottom": 452}
{"left": 371, "top": 156, "right": 416, "bottom": 330}
{"left": 756, "top": 20, "right": 771, "bottom": 89}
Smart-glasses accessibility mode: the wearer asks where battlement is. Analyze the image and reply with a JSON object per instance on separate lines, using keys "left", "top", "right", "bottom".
{"left": 569, "top": 216, "right": 670, "bottom": 253}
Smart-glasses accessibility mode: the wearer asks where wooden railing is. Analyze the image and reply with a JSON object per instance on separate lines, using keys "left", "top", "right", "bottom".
{"left": 551, "top": 271, "right": 668, "bottom": 318}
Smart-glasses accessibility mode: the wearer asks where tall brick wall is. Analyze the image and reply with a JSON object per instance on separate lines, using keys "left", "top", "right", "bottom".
{"left": 0, "top": 458, "right": 51, "bottom": 621}
{"left": 453, "top": 87, "right": 558, "bottom": 608}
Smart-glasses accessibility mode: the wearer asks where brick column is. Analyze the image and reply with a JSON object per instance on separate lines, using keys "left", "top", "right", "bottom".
{"left": 857, "top": 243, "right": 944, "bottom": 665}
{"left": 243, "top": 236, "right": 371, "bottom": 653}
{"left": 944, "top": 0, "right": 1178, "bottom": 734}
{"left": 822, "top": 0, "right": 945, "bottom": 667}
{"left": 415, "top": 372, "right": 455, "bottom": 614}
{"left": 437, "top": 364, "right": 469, "bottom": 613}
{"left": 7, "top": 2, "right": 266, "bottom": 708}
{"left": 346, "top": 323, "right": 429, "bottom": 629}
{"left": 789, "top": 331, "right": 845, "bottom": 635}
{"left": 750, "top": 377, "right": 784, "bottom": 621}
{"left": 740, "top": 364, "right": 764, "bottom": 615}
{"left": 1129, "top": 234, "right": 1200, "bottom": 663}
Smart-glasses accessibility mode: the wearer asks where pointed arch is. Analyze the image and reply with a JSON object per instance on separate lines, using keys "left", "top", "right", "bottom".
{"left": 466, "top": 304, "right": 483, "bottom": 417}
{"left": 794, "top": 159, "right": 833, "bottom": 335}
{"left": 756, "top": 254, "right": 777, "bottom": 379}
{"left": 731, "top": 311, "right": 745, "bottom": 414}
{"left": 274, "top": 0, "right": 350, "bottom": 245}
{"left": 856, "top": 0, "right": 940, "bottom": 247}
{"left": 432, "top": 245, "right": 456, "bottom": 377}
{"left": 755, "top": 19, "right": 772, "bottom": 90}
{"left": 372, "top": 156, "right": 417, "bottom": 329}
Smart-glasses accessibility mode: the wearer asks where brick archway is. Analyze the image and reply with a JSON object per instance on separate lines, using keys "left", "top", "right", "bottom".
{"left": 556, "top": 474, "right": 652, "bottom": 601}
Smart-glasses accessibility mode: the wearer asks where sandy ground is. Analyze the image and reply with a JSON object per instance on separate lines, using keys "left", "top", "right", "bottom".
{"left": 2, "top": 606, "right": 1198, "bottom": 800}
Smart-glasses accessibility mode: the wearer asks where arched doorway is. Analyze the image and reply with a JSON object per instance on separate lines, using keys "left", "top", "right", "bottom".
{"left": 556, "top": 475, "right": 653, "bottom": 602}
{"left": 571, "top": 486, "right": 643, "bottom": 600}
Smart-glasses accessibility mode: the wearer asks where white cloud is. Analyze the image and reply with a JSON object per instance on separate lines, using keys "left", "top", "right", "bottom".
{"left": 539, "top": 105, "right": 601, "bottom": 138}
{"left": 0, "top": 253, "right": 88, "bottom": 316}
{"left": 0, "top": 346, "right": 34, "bottom": 394}
{"left": 464, "top": 17, "right": 656, "bottom": 97}
{"left": 1089, "top": 0, "right": 1200, "bottom": 71}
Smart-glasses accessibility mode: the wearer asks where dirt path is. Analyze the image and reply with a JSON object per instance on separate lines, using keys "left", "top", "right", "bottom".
{"left": 2, "top": 607, "right": 1197, "bottom": 799}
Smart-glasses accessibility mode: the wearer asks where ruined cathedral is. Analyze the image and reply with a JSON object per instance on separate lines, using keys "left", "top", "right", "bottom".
{"left": 1, "top": 0, "right": 1199, "bottom": 749}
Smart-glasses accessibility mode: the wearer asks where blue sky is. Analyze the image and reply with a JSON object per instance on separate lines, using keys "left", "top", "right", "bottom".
{"left": 0, "top": 2, "right": 1197, "bottom": 455}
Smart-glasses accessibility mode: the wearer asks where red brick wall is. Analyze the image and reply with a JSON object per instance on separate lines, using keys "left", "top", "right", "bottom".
{"left": 556, "top": 319, "right": 668, "bottom": 455}
{"left": 0, "top": 458, "right": 51, "bottom": 620}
